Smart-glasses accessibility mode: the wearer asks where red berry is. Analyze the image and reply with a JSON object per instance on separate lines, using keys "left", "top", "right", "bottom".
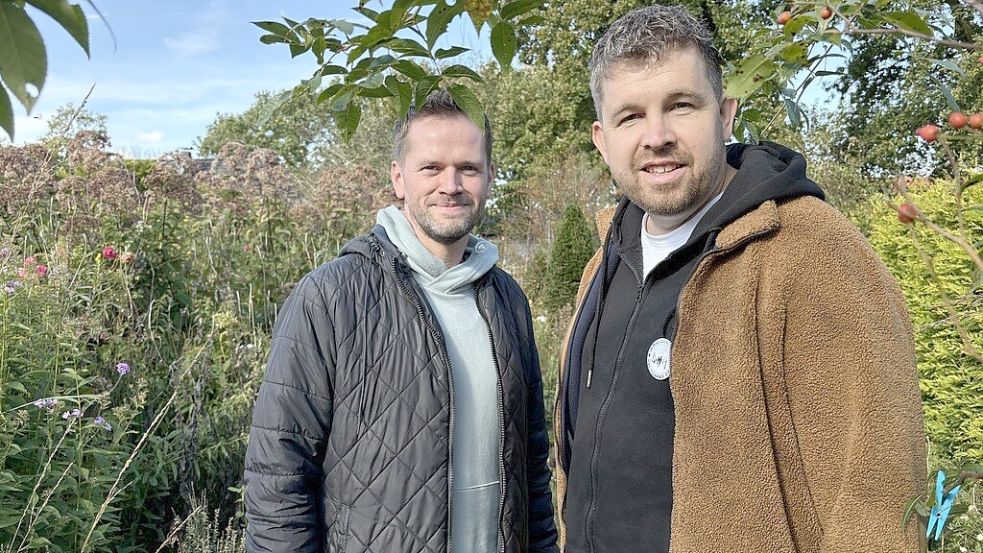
{"left": 820, "top": 6, "right": 833, "bottom": 19}
{"left": 948, "top": 112, "right": 968, "bottom": 129}
{"left": 777, "top": 11, "right": 792, "bottom": 25}
{"left": 969, "top": 113, "right": 983, "bottom": 129}
{"left": 915, "top": 124, "right": 940, "bottom": 142}
{"left": 897, "top": 203, "right": 918, "bottom": 224}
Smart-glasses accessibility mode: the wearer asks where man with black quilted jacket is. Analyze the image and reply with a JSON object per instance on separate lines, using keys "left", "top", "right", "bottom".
{"left": 244, "top": 89, "right": 558, "bottom": 553}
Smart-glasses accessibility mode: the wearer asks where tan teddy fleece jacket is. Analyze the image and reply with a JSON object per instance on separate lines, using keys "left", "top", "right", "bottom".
{"left": 554, "top": 197, "right": 927, "bottom": 552}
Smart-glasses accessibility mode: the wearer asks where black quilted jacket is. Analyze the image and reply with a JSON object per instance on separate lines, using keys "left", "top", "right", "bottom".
{"left": 244, "top": 226, "right": 558, "bottom": 553}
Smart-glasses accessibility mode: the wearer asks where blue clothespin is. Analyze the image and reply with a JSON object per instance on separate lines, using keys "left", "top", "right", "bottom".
{"left": 926, "top": 470, "right": 960, "bottom": 542}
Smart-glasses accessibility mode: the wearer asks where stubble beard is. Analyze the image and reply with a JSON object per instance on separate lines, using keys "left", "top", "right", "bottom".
{"left": 617, "top": 143, "right": 727, "bottom": 218}
{"left": 409, "top": 200, "right": 485, "bottom": 245}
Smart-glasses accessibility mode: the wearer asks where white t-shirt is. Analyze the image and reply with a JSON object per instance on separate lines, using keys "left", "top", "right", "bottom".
{"left": 641, "top": 191, "right": 724, "bottom": 279}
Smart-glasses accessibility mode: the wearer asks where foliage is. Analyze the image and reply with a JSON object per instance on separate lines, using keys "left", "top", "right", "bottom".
{"left": 253, "top": 0, "right": 547, "bottom": 139}
{"left": 866, "top": 177, "right": 983, "bottom": 465}
{"left": 196, "top": 90, "right": 334, "bottom": 168}
{"left": 0, "top": 135, "right": 374, "bottom": 551}
{"left": 543, "top": 204, "right": 594, "bottom": 312}
{"left": 0, "top": 0, "right": 92, "bottom": 140}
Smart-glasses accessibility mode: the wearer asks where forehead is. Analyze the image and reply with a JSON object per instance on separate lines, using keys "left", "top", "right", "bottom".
{"left": 403, "top": 114, "right": 485, "bottom": 158}
{"left": 599, "top": 48, "right": 713, "bottom": 104}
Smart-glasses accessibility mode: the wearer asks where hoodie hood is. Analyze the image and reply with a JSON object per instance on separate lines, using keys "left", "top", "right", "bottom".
{"left": 374, "top": 205, "right": 499, "bottom": 294}
{"left": 611, "top": 141, "right": 825, "bottom": 264}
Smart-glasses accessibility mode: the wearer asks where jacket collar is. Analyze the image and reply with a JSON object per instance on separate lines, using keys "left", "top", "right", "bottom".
{"left": 594, "top": 199, "right": 781, "bottom": 253}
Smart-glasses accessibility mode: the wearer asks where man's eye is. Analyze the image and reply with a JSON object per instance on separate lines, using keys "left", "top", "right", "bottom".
{"left": 672, "top": 102, "right": 694, "bottom": 111}
{"left": 462, "top": 166, "right": 480, "bottom": 174}
{"left": 619, "top": 113, "right": 641, "bottom": 125}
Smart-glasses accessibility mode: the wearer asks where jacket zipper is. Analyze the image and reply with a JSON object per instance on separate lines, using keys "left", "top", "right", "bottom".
{"left": 473, "top": 280, "right": 508, "bottom": 553}
{"left": 390, "top": 256, "right": 458, "bottom": 553}
{"left": 584, "top": 276, "right": 645, "bottom": 553}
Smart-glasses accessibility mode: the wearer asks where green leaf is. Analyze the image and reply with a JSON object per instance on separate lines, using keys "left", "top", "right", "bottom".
{"left": 442, "top": 64, "right": 482, "bottom": 82}
{"left": 490, "top": 21, "right": 517, "bottom": 70}
{"left": 252, "top": 20, "right": 293, "bottom": 38}
{"left": 334, "top": 101, "right": 361, "bottom": 141}
{"left": 426, "top": 1, "right": 459, "bottom": 49}
{"left": 386, "top": 75, "right": 413, "bottom": 116}
{"left": 25, "top": 0, "right": 89, "bottom": 56}
{"left": 355, "top": 6, "right": 380, "bottom": 22}
{"left": 724, "top": 54, "right": 775, "bottom": 99}
{"left": 783, "top": 15, "right": 809, "bottom": 36}
{"left": 779, "top": 42, "right": 808, "bottom": 64}
{"left": 931, "top": 76, "right": 960, "bottom": 112}
{"left": 392, "top": 59, "right": 428, "bottom": 80}
{"left": 501, "top": 0, "right": 544, "bottom": 20}
{"left": 413, "top": 74, "right": 441, "bottom": 109}
{"left": 318, "top": 64, "right": 348, "bottom": 76}
{"left": 447, "top": 83, "right": 484, "bottom": 127}
{"left": 901, "top": 496, "right": 922, "bottom": 531}
{"left": 883, "top": 11, "right": 932, "bottom": 36}
{"left": 519, "top": 14, "right": 545, "bottom": 26}
{"left": 385, "top": 37, "right": 430, "bottom": 58}
{"left": 330, "top": 18, "right": 355, "bottom": 35}
{"left": 0, "top": 85, "right": 13, "bottom": 139}
{"left": 928, "top": 58, "right": 964, "bottom": 77}
{"left": 0, "top": 1, "right": 47, "bottom": 111}
{"left": 435, "top": 46, "right": 469, "bottom": 59}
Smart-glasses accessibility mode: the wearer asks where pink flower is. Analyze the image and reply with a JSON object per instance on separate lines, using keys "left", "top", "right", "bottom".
{"left": 119, "top": 251, "right": 135, "bottom": 264}
{"left": 16, "top": 267, "right": 27, "bottom": 279}
{"left": 36, "top": 264, "right": 48, "bottom": 278}
{"left": 102, "top": 246, "right": 117, "bottom": 261}
{"left": 23, "top": 256, "right": 36, "bottom": 266}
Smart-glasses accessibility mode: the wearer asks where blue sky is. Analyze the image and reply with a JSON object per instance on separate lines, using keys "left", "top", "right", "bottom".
{"left": 10, "top": 1, "right": 489, "bottom": 157}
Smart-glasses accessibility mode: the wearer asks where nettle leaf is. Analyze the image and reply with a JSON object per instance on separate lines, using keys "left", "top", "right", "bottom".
{"left": 491, "top": 21, "right": 517, "bottom": 69}
{"left": 501, "top": 0, "right": 545, "bottom": 21}
{"left": 26, "top": 0, "right": 89, "bottom": 56}
{"left": 447, "top": 83, "right": 484, "bottom": 127}
{"left": 0, "top": 1, "right": 47, "bottom": 111}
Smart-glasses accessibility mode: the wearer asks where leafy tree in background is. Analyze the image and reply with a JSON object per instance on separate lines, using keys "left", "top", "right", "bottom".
{"left": 196, "top": 90, "right": 334, "bottom": 168}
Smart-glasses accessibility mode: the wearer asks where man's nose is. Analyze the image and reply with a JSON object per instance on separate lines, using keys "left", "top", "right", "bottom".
{"left": 436, "top": 168, "right": 464, "bottom": 194}
{"left": 641, "top": 115, "right": 676, "bottom": 151}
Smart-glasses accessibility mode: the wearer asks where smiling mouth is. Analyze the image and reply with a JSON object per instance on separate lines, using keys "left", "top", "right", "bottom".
{"left": 641, "top": 163, "right": 683, "bottom": 174}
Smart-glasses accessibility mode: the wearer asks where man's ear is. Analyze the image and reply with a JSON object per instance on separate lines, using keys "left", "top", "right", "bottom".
{"left": 720, "top": 97, "right": 739, "bottom": 140}
{"left": 391, "top": 160, "right": 405, "bottom": 200}
{"left": 591, "top": 121, "right": 609, "bottom": 165}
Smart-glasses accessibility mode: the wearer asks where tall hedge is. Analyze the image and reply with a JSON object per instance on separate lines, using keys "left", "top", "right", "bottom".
{"left": 864, "top": 178, "right": 983, "bottom": 464}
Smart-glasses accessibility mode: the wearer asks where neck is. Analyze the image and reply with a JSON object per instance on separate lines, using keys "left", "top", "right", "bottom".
{"left": 645, "top": 164, "right": 735, "bottom": 235}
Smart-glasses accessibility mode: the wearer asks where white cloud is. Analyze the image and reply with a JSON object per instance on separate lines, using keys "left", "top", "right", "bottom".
{"left": 137, "top": 130, "right": 164, "bottom": 143}
{"left": 164, "top": 32, "right": 220, "bottom": 56}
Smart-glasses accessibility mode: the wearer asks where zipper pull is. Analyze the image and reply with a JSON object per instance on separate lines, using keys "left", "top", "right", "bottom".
{"left": 586, "top": 368, "right": 593, "bottom": 388}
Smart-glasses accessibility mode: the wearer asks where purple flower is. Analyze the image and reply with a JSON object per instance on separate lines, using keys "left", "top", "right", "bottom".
{"left": 4, "top": 280, "right": 22, "bottom": 295}
{"left": 61, "top": 408, "right": 81, "bottom": 420}
{"left": 0, "top": 247, "right": 9, "bottom": 257}
{"left": 115, "top": 362, "right": 131, "bottom": 376}
{"left": 94, "top": 416, "right": 112, "bottom": 431}
{"left": 32, "top": 398, "right": 58, "bottom": 411}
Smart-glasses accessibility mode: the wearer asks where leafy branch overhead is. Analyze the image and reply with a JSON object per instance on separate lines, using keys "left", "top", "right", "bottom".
{"left": 0, "top": 0, "right": 93, "bottom": 140}
{"left": 252, "top": 0, "right": 546, "bottom": 140}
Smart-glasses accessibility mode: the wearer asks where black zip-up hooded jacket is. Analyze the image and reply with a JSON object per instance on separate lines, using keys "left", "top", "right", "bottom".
{"left": 244, "top": 226, "right": 558, "bottom": 553}
{"left": 560, "top": 142, "right": 824, "bottom": 553}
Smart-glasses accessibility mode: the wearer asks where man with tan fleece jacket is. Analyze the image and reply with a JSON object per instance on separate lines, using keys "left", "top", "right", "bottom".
{"left": 554, "top": 5, "right": 926, "bottom": 553}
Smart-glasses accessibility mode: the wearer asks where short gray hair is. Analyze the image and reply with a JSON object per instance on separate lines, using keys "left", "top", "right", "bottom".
{"left": 392, "top": 89, "right": 493, "bottom": 167}
{"left": 589, "top": 5, "right": 724, "bottom": 120}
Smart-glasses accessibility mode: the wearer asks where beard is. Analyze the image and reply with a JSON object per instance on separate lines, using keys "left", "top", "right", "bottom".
{"left": 407, "top": 198, "right": 485, "bottom": 245}
{"left": 614, "top": 137, "right": 728, "bottom": 218}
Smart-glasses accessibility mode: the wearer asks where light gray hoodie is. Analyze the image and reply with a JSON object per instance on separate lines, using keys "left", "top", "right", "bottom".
{"left": 377, "top": 206, "right": 502, "bottom": 552}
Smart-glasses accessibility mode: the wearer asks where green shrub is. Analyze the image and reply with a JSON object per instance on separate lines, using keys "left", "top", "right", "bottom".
{"left": 865, "top": 178, "right": 983, "bottom": 465}
{"left": 544, "top": 204, "right": 595, "bottom": 312}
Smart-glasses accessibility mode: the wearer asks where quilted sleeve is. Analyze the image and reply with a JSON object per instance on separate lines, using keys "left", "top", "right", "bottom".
{"left": 522, "top": 302, "right": 560, "bottom": 553}
{"left": 244, "top": 274, "right": 336, "bottom": 553}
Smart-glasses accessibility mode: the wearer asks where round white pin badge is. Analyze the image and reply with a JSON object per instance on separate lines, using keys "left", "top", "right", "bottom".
{"left": 646, "top": 338, "right": 672, "bottom": 380}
